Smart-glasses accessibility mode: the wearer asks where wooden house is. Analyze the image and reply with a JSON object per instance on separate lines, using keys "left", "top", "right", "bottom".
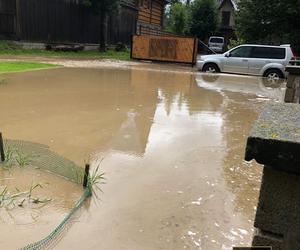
{"left": 136, "top": 0, "right": 170, "bottom": 34}
{"left": 218, "top": 0, "right": 238, "bottom": 41}
{"left": 0, "top": 0, "right": 169, "bottom": 45}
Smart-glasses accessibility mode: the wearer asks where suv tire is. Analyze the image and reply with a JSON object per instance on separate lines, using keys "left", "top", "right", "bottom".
{"left": 202, "top": 63, "right": 220, "bottom": 73}
{"left": 264, "top": 69, "right": 284, "bottom": 82}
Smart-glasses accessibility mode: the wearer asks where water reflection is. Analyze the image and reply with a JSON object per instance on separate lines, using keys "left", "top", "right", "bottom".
{"left": 196, "top": 73, "right": 286, "bottom": 102}
{"left": 0, "top": 67, "right": 285, "bottom": 249}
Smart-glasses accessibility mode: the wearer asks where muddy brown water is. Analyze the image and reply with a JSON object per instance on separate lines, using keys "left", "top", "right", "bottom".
{"left": 0, "top": 66, "right": 285, "bottom": 249}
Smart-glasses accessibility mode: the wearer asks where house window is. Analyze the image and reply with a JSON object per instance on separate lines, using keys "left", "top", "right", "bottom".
{"left": 222, "top": 11, "right": 231, "bottom": 26}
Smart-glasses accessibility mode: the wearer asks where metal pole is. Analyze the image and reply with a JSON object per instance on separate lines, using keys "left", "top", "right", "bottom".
{"left": 0, "top": 133, "right": 5, "bottom": 162}
{"left": 83, "top": 164, "right": 90, "bottom": 188}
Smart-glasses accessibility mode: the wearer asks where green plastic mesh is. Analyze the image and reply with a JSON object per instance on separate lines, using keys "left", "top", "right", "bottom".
{"left": 20, "top": 188, "right": 92, "bottom": 250}
{"left": 4, "top": 139, "right": 85, "bottom": 184}
{"left": 0, "top": 139, "right": 91, "bottom": 250}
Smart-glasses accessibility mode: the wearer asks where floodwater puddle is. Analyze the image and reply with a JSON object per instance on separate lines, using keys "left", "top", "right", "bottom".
{"left": 0, "top": 67, "right": 285, "bottom": 249}
{"left": 0, "top": 167, "right": 82, "bottom": 249}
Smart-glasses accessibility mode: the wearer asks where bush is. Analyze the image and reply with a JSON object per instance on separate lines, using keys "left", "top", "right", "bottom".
{"left": 115, "top": 43, "right": 127, "bottom": 52}
{"left": 169, "top": 3, "right": 188, "bottom": 35}
{"left": 228, "top": 38, "right": 246, "bottom": 50}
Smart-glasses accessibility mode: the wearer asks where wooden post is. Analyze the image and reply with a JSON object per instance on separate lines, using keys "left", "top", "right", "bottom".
{"left": 0, "top": 133, "right": 5, "bottom": 162}
{"left": 83, "top": 164, "right": 90, "bottom": 188}
{"left": 15, "top": 0, "right": 21, "bottom": 39}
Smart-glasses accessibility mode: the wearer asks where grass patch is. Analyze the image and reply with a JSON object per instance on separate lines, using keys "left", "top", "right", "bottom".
{"left": 0, "top": 40, "right": 130, "bottom": 60}
{"left": 0, "top": 61, "right": 58, "bottom": 74}
{"left": 0, "top": 183, "right": 51, "bottom": 209}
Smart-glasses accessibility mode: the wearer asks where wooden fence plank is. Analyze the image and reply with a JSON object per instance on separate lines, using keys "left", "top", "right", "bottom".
{"left": 131, "top": 34, "right": 198, "bottom": 65}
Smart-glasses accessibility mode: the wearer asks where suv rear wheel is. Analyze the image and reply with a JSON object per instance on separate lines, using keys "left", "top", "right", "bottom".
{"left": 202, "top": 63, "right": 220, "bottom": 73}
{"left": 264, "top": 69, "right": 284, "bottom": 82}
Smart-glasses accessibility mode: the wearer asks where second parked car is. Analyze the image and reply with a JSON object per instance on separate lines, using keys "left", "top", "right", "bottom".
{"left": 208, "top": 36, "right": 225, "bottom": 53}
{"left": 197, "top": 44, "right": 294, "bottom": 81}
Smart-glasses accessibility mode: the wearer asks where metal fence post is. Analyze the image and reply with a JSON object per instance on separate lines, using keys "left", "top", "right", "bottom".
{"left": 83, "top": 164, "right": 90, "bottom": 188}
{"left": 0, "top": 133, "right": 5, "bottom": 162}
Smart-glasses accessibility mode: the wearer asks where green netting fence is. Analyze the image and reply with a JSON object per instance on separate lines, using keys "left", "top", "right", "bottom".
{"left": 3, "top": 139, "right": 85, "bottom": 184}
{"left": 21, "top": 188, "right": 91, "bottom": 250}
{"left": 0, "top": 135, "right": 93, "bottom": 250}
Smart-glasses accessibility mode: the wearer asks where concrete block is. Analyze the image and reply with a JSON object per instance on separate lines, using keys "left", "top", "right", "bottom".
{"left": 284, "top": 88, "right": 296, "bottom": 103}
{"left": 286, "top": 75, "right": 297, "bottom": 88}
{"left": 253, "top": 231, "right": 283, "bottom": 250}
{"left": 254, "top": 167, "right": 300, "bottom": 235}
{"left": 245, "top": 102, "right": 300, "bottom": 174}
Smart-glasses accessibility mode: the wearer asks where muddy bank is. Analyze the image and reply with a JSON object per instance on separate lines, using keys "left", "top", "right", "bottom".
{"left": 0, "top": 57, "right": 197, "bottom": 75}
{"left": 0, "top": 67, "right": 285, "bottom": 249}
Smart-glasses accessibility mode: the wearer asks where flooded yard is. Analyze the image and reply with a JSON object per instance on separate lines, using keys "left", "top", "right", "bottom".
{"left": 0, "top": 65, "right": 285, "bottom": 249}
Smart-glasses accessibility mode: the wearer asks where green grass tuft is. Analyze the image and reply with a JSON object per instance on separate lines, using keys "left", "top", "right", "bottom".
{"left": 0, "top": 61, "right": 58, "bottom": 74}
{"left": 0, "top": 40, "right": 130, "bottom": 60}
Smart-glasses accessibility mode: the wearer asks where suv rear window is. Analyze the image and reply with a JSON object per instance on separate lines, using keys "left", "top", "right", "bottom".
{"left": 251, "top": 47, "right": 286, "bottom": 59}
{"left": 209, "top": 38, "right": 224, "bottom": 43}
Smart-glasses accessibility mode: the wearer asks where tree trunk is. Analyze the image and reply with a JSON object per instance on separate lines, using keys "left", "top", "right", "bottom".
{"left": 99, "top": 12, "right": 108, "bottom": 52}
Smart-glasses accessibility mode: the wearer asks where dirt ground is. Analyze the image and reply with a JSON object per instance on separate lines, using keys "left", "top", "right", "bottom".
{"left": 0, "top": 60, "right": 286, "bottom": 249}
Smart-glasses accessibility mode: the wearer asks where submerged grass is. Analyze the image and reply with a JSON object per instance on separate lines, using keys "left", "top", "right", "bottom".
{"left": 0, "top": 182, "right": 51, "bottom": 209}
{"left": 0, "top": 61, "right": 58, "bottom": 74}
{"left": 86, "top": 162, "right": 105, "bottom": 198}
{"left": 1, "top": 144, "right": 34, "bottom": 169}
{"left": 0, "top": 40, "right": 130, "bottom": 60}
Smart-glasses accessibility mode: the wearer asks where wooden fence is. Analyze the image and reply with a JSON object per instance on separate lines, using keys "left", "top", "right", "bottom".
{"left": 0, "top": 0, "right": 138, "bottom": 45}
{"left": 131, "top": 34, "right": 198, "bottom": 65}
{"left": 0, "top": 0, "right": 16, "bottom": 36}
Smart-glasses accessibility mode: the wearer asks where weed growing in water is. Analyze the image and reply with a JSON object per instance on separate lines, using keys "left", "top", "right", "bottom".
{"left": 87, "top": 162, "right": 105, "bottom": 198}
{"left": 2, "top": 144, "right": 15, "bottom": 169}
{"left": 0, "top": 182, "right": 51, "bottom": 209}
{"left": 0, "top": 144, "right": 34, "bottom": 169}
{"left": 15, "top": 149, "right": 33, "bottom": 167}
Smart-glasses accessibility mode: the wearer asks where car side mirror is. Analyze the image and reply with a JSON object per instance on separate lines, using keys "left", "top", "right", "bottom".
{"left": 225, "top": 53, "right": 230, "bottom": 58}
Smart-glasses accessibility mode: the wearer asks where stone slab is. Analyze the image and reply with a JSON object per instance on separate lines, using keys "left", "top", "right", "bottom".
{"left": 245, "top": 102, "right": 300, "bottom": 174}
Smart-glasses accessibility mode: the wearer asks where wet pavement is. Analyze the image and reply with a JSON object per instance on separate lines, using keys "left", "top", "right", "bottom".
{"left": 0, "top": 66, "right": 286, "bottom": 249}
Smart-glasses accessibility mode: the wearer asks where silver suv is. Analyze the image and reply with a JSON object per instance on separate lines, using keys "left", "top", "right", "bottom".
{"left": 197, "top": 44, "right": 294, "bottom": 81}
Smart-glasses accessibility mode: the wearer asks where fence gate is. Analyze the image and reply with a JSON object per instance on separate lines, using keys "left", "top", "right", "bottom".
{"left": 0, "top": 0, "right": 16, "bottom": 36}
{"left": 131, "top": 34, "right": 198, "bottom": 65}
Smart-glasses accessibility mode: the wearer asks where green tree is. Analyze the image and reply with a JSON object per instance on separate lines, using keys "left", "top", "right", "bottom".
{"left": 188, "top": 0, "right": 219, "bottom": 40}
{"left": 82, "top": 0, "right": 120, "bottom": 51}
{"left": 169, "top": 3, "right": 188, "bottom": 34}
{"left": 236, "top": 0, "right": 300, "bottom": 53}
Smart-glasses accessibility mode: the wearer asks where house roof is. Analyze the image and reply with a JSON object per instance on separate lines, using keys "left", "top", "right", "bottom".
{"left": 121, "top": 0, "right": 171, "bottom": 7}
{"left": 219, "top": 0, "right": 238, "bottom": 11}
